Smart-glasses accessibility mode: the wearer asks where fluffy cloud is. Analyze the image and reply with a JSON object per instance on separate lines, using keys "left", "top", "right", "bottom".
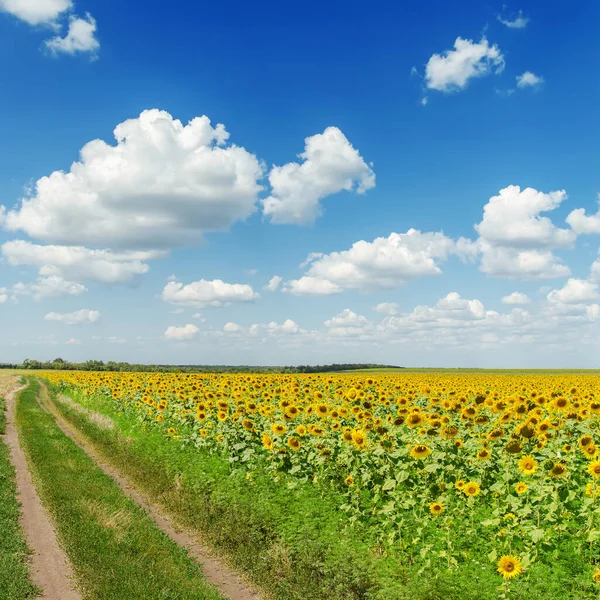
{"left": 479, "top": 245, "right": 570, "bottom": 280}
{"left": 223, "top": 322, "right": 243, "bottom": 333}
{"left": 2, "top": 110, "right": 264, "bottom": 249}
{"left": 0, "top": 287, "right": 7, "bottom": 303}
{"left": 497, "top": 10, "right": 529, "bottom": 29}
{"left": 283, "top": 276, "right": 343, "bottom": 296}
{"left": 65, "top": 338, "right": 80, "bottom": 345}
{"left": 547, "top": 279, "right": 599, "bottom": 304}
{"left": 162, "top": 279, "right": 259, "bottom": 308}
{"left": 516, "top": 72, "right": 544, "bottom": 88}
{"left": 325, "top": 309, "right": 373, "bottom": 337}
{"left": 0, "top": 0, "right": 71, "bottom": 25}
{"left": 566, "top": 197, "right": 600, "bottom": 235}
{"left": 373, "top": 302, "right": 399, "bottom": 315}
{"left": 2, "top": 240, "right": 159, "bottom": 283}
{"left": 285, "top": 229, "right": 476, "bottom": 295}
{"left": 475, "top": 186, "right": 574, "bottom": 280}
{"left": 425, "top": 37, "right": 504, "bottom": 92}
{"left": 12, "top": 275, "right": 86, "bottom": 300}
{"left": 502, "top": 292, "right": 531, "bottom": 305}
{"left": 44, "top": 13, "right": 99, "bottom": 56}
{"left": 264, "top": 275, "right": 282, "bottom": 292}
{"left": 475, "top": 186, "right": 573, "bottom": 248}
{"left": 262, "top": 127, "right": 375, "bottom": 224}
{"left": 44, "top": 308, "right": 100, "bottom": 324}
{"left": 164, "top": 324, "right": 199, "bottom": 340}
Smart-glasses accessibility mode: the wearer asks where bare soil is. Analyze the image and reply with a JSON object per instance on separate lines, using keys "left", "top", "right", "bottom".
{"left": 2, "top": 377, "right": 80, "bottom": 600}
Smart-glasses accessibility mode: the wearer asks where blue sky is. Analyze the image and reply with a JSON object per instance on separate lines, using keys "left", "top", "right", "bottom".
{"left": 0, "top": 0, "right": 599, "bottom": 367}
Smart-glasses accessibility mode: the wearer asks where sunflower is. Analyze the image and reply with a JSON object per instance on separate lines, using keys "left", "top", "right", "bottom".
{"left": 429, "top": 501, "right": 444, "bottom": 515}
{"left": 583, "top": 443, "right": 598, "bottom": 459}
{"left": 549, "top": 463, "right": 567, "bottom": 478}
{"left": 514, "top": 482, "right": 528, "bottom": 495}
{"left": 593, "top": 570, "right": 600, "bottom": 584}
{"left": 518, "top": 455, "right": 538, "bottom": 476}
{"left": 296, "top": 425, "right": 308, "bottom": 436}
{"left": 477, "top": 448, "right": 491, "bottom": 461}
{"left": 588, "top": 460, "right": 600, "bottom": 478}
{"left": 463, "top": 481, "right": 481, "bottom": 497}
{"left": 287, "top": 436, "right": 301, "bottom": 450}
{"left": 271, "top": 423, "right": 287, "bottom": 435}
{"left": 497, "top": 555, "right": 522, "bottom": 579}
{"left": 352, "top": 429, "right": 368, "bottom": 450}
{"left": 261, "top": 433, "right": 274, "bottom": 451}
{"left": 167, "top": 427, "right": 175, "bottom": 435}
{"left": 455, "top": 480, "right": 465, "bottom": 490}
{"left": 345, "top": 475, "right": 355, "bottom": 486}
{"left": 410, "top": 444, "right": 431, "bottom": 459}
{"left": 242, "top": 419, "right": 254, "bottom": 431}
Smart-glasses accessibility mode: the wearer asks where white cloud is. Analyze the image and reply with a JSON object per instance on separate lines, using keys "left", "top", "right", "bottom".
{"left": 497, "top": 10, "right": 529, "bottom": 29}
{"left": 325, "top": 309, "right": 373, "bottom": 337}
{"left": 425, "top": 37, "right": 504, "bottom": 93}
{"left": 0, "top": 287, "right": 8, "bottom": 303}
{"left": 502, "top": 292, "right": 531, "bottom": 305}
{"left": 104, "top": 336, "right": 126, "bottom": 344}
{"left": 0, "top": 0, "right": 71, "bottom": 26}
{"left": 45, "top": 13, "right": 99, "bottom": 56}
{"left": 65, "top": 337, "right": 80, "bottom": 345}
{"left": 12, "top": 275, "right": 86, "bottom": 300}
{"left": 373, "top": 302, "right": 399, "bottom": 315}
{"left": 2, "top": 109, "right": 265, "bottom": 249}
{"left": 547, "top": 279, "right": 599, "bottom": 304}
{"left": 44, "top": 308, "right": 100, "bottom": 325}
{"left": 164, "top": 323, "right": 199, "bottom": 340}
{"left": 283, "top": 276, "right": 343, "bottom": 296}
{"left": 192, "top": 312, "right": 207, "bottom": 323}
{"left": 479, "top": 245, "right": 570, "bottom": 280}
{"left": 162, "top": 279, "right": 259, "bottom": 308}
{"left": 223, "top": 322, "right": 242, "bottom": 333}
{"left": 2, "top": 240, "right": 159, "bottom": 283}
{"left": 590, "top": 257, "right": 600, "bottom": 282}
{"left": 566, "top": 196, "right": 600, "bottom": 235}
{"left": 285, "top": 229, "right": 477, "bottom": 294}
{"left": 475, "top": 186, "right": 574, "bottom": 248}
{"left": 264, "top": 275, "right": 282, "bottom": 292}
{"left": 262, "top": 127, "right": 375, "bottom": 224}
{"left": 516, "top": 71, "right": 544, "bottom": 88}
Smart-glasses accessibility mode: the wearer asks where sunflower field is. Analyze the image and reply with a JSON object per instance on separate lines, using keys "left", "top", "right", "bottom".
{"left": 42, "top": 371, "right": 600, "bottom": 596}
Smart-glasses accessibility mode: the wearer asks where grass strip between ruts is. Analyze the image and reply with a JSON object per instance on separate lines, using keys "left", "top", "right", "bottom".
{"left": 15, "top": 379, "right": 225, "bottom": 600}
{"left": 0, "top": 394, "right": 38, "bottom": 600}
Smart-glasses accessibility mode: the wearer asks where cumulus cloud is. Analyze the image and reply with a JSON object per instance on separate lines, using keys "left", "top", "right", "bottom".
{"left": 502, "top": 292, "right": 531, "bottom": 305}
{"left": 12, "top": 275, "right": 86, "bottom": 300}
{"left": 2, "top": 110, "right": 264, "bottom": 249}
{"left": 497, "top": 10, "right": 529, "bottom": 29}
{"left": 264, "top": 275, "right": 282, "bottom": 292}
{"left": 2, "top": 240, "right": 160, "bottom": 283}
{"left": 162, "top": 279, "right": 259, "bottom": 308}
{"left": 516, "top": 71, "right": 544, "bottom": 88}
{"left": 0, "top": 287, "right": 8, "bottom": 303}
{"left": 566, "top": 196, "right": 600, "bottom": 235}
{"left": 373, "top": 302, "right": 399, "bottom": 315}
{"left": 0, "top": 0, "right": 71, "bottom": 25}
{"left": 285, "top": 229, "right": 477, "bottom": 295}
{"left": 475, "top": 186, "right": 573, "bottom": 248}
{"left": 223, "top": 322, "right": 242, "bottom": 333}
{"left": 44, "top": 308, "right": 100, "bottom": 324}
{"left": 262, "top": 127, "right": 375, "bottom": 224}
{"left": 425, "top": 37, "right": 504, "bottom": 93}
{"left": 474, "top": 186, "right": 575, "bottom": 280}
{"left": 325, "top": 309, "right": 373, "bottom": 337}
{"left": 164, "top": 323, "right": 199, "bottom": 340}
{"left": 547, "top": 279, "right": 599, "bottom": 304}
{"left": 45, "top": 13, "right": 99, "bottom": 56}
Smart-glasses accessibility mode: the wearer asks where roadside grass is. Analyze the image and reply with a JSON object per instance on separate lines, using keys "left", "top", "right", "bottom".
{"left": 0, "top": 395, "right": 38, "bottom": 600}
{"left": 16, "top": 379, "right": 224, "bottom": 600}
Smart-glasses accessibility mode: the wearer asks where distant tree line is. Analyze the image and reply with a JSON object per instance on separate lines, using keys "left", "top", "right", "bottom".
{"left": 17, "top": 358, "right": 401, "bottom": 374}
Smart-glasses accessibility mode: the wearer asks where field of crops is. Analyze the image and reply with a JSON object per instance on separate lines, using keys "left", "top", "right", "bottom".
{"left": 43, "top": 370, "right": 600, "bottom": 597}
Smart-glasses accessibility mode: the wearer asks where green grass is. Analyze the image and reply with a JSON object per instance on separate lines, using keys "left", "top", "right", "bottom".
{"left": 16, "top": 379, "right": 224, "bottom": 600}
{"left": 0, "top": 396, "right": 38, "bottom": 600}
